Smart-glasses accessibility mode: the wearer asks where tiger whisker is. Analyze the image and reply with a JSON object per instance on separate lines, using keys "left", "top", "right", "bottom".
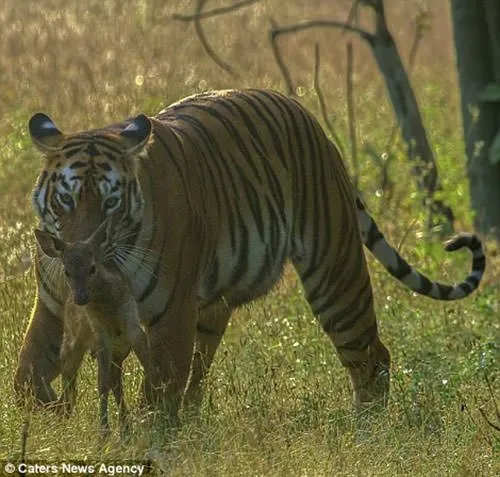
{"left": 106, "top": 241, "right": 160, "bottom": 266}
{"left": 113, "top": 221, "right": 157, "bottom": 242}
{"left": 39, "top": 255, "right": 64, "bottom": 290}
{"left": 109, "top": 248, "right": 152, "bottom": 276}
{"left": 110, "top": 253, "right": 155, "bottom": 290}
{"left": 112, "top": 248, "right": 159, "bottom": 278}
{"left": 114, "top": 245, "right": 162, "bottom": 267}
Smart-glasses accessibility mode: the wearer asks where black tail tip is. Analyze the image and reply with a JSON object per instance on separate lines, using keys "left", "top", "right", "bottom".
{"left": 444, "top": 233, "right": 481, "bottom": 252}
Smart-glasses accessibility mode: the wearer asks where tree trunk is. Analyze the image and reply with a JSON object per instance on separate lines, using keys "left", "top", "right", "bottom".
{"left": 451, "top": 0, "right": 500, "bottom": 238}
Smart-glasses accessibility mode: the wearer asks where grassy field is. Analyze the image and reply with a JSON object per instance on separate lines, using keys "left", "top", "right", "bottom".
{"left": 0, "top": 0, "right": 499, "bottom": 475}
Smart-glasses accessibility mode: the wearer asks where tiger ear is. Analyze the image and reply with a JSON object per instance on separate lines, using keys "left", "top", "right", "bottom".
{"left": 34, "top": 229, "right": 67, "bottom": 258}
{"left": 120, "top": 114, "right": 152, "bottom": 155}
{"left": 29, "top": 113, "right": 64, "bottom": 153}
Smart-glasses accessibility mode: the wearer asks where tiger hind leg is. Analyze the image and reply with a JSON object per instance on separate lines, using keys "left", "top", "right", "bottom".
{"left": 293, "top": 253, "right": 390, "bottom": 411}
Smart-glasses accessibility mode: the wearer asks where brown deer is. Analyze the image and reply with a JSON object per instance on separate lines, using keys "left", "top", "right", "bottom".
{"left": 34, "top": 220, "right": 150, "bottom": 434}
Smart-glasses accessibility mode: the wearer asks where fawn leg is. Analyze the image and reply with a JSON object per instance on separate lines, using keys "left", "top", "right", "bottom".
{"left": 109, "top": 352, "right": 128, "bottom": 430}
{"left": 95, "top": 334, "right": 112, "bottom": 435}
{"left": 57, "top": 319, "right": 90, "bottom": 415}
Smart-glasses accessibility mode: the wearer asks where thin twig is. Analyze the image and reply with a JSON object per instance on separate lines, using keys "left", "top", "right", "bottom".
{"left": 269, "top": 17, "right": 295, "bottom": 96}
{"left": 397, "top": 217, "right": 419, "bottom": 253}
{"left": 21, "top": 417, "right": 29, "bottom": 462}
{"left": 480, "top": 373, "right": 500, "bottom": 432}
{"left": 346, "top": 42, "right": 359, "bottom": 190}
{"left": 408, "top": 10, "right": 427, "bottom": 72}
{"left": 313, "top": 43, "right": 344, "bottom": 154}
{"left": 269, "top": 18, "right": 372, "bottom": 96}
{"left": 0, "top": 268, "right": 31, "bottom": 284}
{"left": 457, "top": 392, "right": 495, "bottom": 447}
{"left": 172, "top": 0, "right": 261, "bottom": 22}
{"left": 271, "top": 20, "right": 374, "bottom": 44}
{"left": 363, "top": 143, "right": 394, "bottom": 205}
{"left": 192, "top": 0, "right": 237, "bottom": 77}
{"left": 194, "top": 21, "right": 237, "bottom": 77}
{"left": 479, "top": 408, "right": 500, "bottom": 435}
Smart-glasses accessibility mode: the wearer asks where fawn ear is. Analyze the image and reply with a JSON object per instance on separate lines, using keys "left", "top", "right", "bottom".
{"left": 34, "top": 229, "right": 66, "bottom": 258}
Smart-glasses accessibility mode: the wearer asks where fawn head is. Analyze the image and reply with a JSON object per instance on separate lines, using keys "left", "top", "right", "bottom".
{"left": 34, "top": 219, "right": 112, "bottom": 305}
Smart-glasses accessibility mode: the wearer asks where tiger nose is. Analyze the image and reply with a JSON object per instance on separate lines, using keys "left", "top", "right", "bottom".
{"left": 74, "top": 291, "right": 89, "bottom": 306}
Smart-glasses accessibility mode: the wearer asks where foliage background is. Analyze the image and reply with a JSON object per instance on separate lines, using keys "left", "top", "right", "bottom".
{"left": 0, "top": 1, "right": 498, "bottom": 475}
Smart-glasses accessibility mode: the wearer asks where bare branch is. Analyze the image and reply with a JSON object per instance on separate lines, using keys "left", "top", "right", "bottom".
{"left": 346, "top": 42, "right": 359, "bottom": 190}
{"left": 479, "top": 407, "right": 500, "bottom": 435}
{"left": 270, "top": 18, "right": 373, "bottom": 96}
{"left": 172, "top": 0, "right": 261, "bottom": 22}
{"left": 485, "top": 373, "right": 500, "bottom": 423}
{"left": 313, "top": 43, "right": 343, "bottom": 155}
{"left": 194, "top": 21, "right": 237, "bottom": 77}
{"left": 363, "top": 143, "right": 394, "bottom": 204}
{"left": 192, "top": 0, "right": 237, "bottom": 77}
{"left": 408, "top": 8, "right": 430, "bottom": 73}
{"left": 269, "top": 17, "right": 295, "bottom": 96}
{"left": 478, "top": 374, "right": 500, "bottom": 441}
{"left": 271, "top": 20, "right": 374, "bottom": 44}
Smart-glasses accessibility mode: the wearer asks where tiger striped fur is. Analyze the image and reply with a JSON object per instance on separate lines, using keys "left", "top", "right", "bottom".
{"left": 15, "top": 89, "right": 485, "bottom": 416}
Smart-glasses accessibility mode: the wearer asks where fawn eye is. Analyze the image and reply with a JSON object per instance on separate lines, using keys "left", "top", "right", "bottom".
{"left": 89, "top": 265, "right": 96, "bottom": 276}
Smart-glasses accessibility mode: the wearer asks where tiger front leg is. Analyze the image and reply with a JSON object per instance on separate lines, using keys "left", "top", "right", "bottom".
{"left": 14, "top": 297, "right": 63, "bottom": 408}
{"left": 183, "top": 299, "right": 232, "bottom": 414}
{"left": 144, "top": 299, "right": 197, "bottom": 425}
{"left": 122, "top": 301, "right": 151, "bottom": 379}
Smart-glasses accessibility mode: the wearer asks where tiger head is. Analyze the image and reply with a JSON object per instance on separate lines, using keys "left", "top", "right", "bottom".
{"left": 28, "top": 113, "right": 153, "bottom": 244}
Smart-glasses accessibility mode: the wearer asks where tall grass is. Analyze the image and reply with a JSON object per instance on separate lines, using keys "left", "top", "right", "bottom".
{"left": 0, "top": 1, "right": 498, "bottom": 475}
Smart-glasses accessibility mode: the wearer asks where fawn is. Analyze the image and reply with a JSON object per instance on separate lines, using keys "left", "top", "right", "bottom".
{"left": 34, "top": 220, "right": 150, "bottom": 434}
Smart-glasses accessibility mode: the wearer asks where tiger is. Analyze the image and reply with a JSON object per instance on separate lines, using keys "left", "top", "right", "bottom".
{"left": 14, "top": 89, "right": 485, "bottom": 417}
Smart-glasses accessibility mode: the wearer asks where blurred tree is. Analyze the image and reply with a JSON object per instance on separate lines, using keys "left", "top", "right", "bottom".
{"left": 451, "top": 0, "right": 500, "bottom": 238}
{"left": 176, "top": 0, "right": 500, "bottom": 236}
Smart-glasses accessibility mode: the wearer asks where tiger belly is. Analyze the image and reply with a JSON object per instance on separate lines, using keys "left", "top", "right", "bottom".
{"left": 198, "top": 228, "right": 290, "bottom": 308}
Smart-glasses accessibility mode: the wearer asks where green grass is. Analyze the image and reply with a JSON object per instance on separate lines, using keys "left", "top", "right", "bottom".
{"left": 0, "top": 0, "right": 499, "bottom": 475}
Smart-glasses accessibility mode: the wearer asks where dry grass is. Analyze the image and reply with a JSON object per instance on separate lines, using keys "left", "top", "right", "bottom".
{"left": 0, "top": 1, "right": 499, "bottom": 475}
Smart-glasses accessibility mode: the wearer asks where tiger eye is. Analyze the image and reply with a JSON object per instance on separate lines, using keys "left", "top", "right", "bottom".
{"left": 104, "top": 197, "right": 119, "bottom": 210}
{"left": 59, "top": 193, "right": 74, "bottom": 206}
